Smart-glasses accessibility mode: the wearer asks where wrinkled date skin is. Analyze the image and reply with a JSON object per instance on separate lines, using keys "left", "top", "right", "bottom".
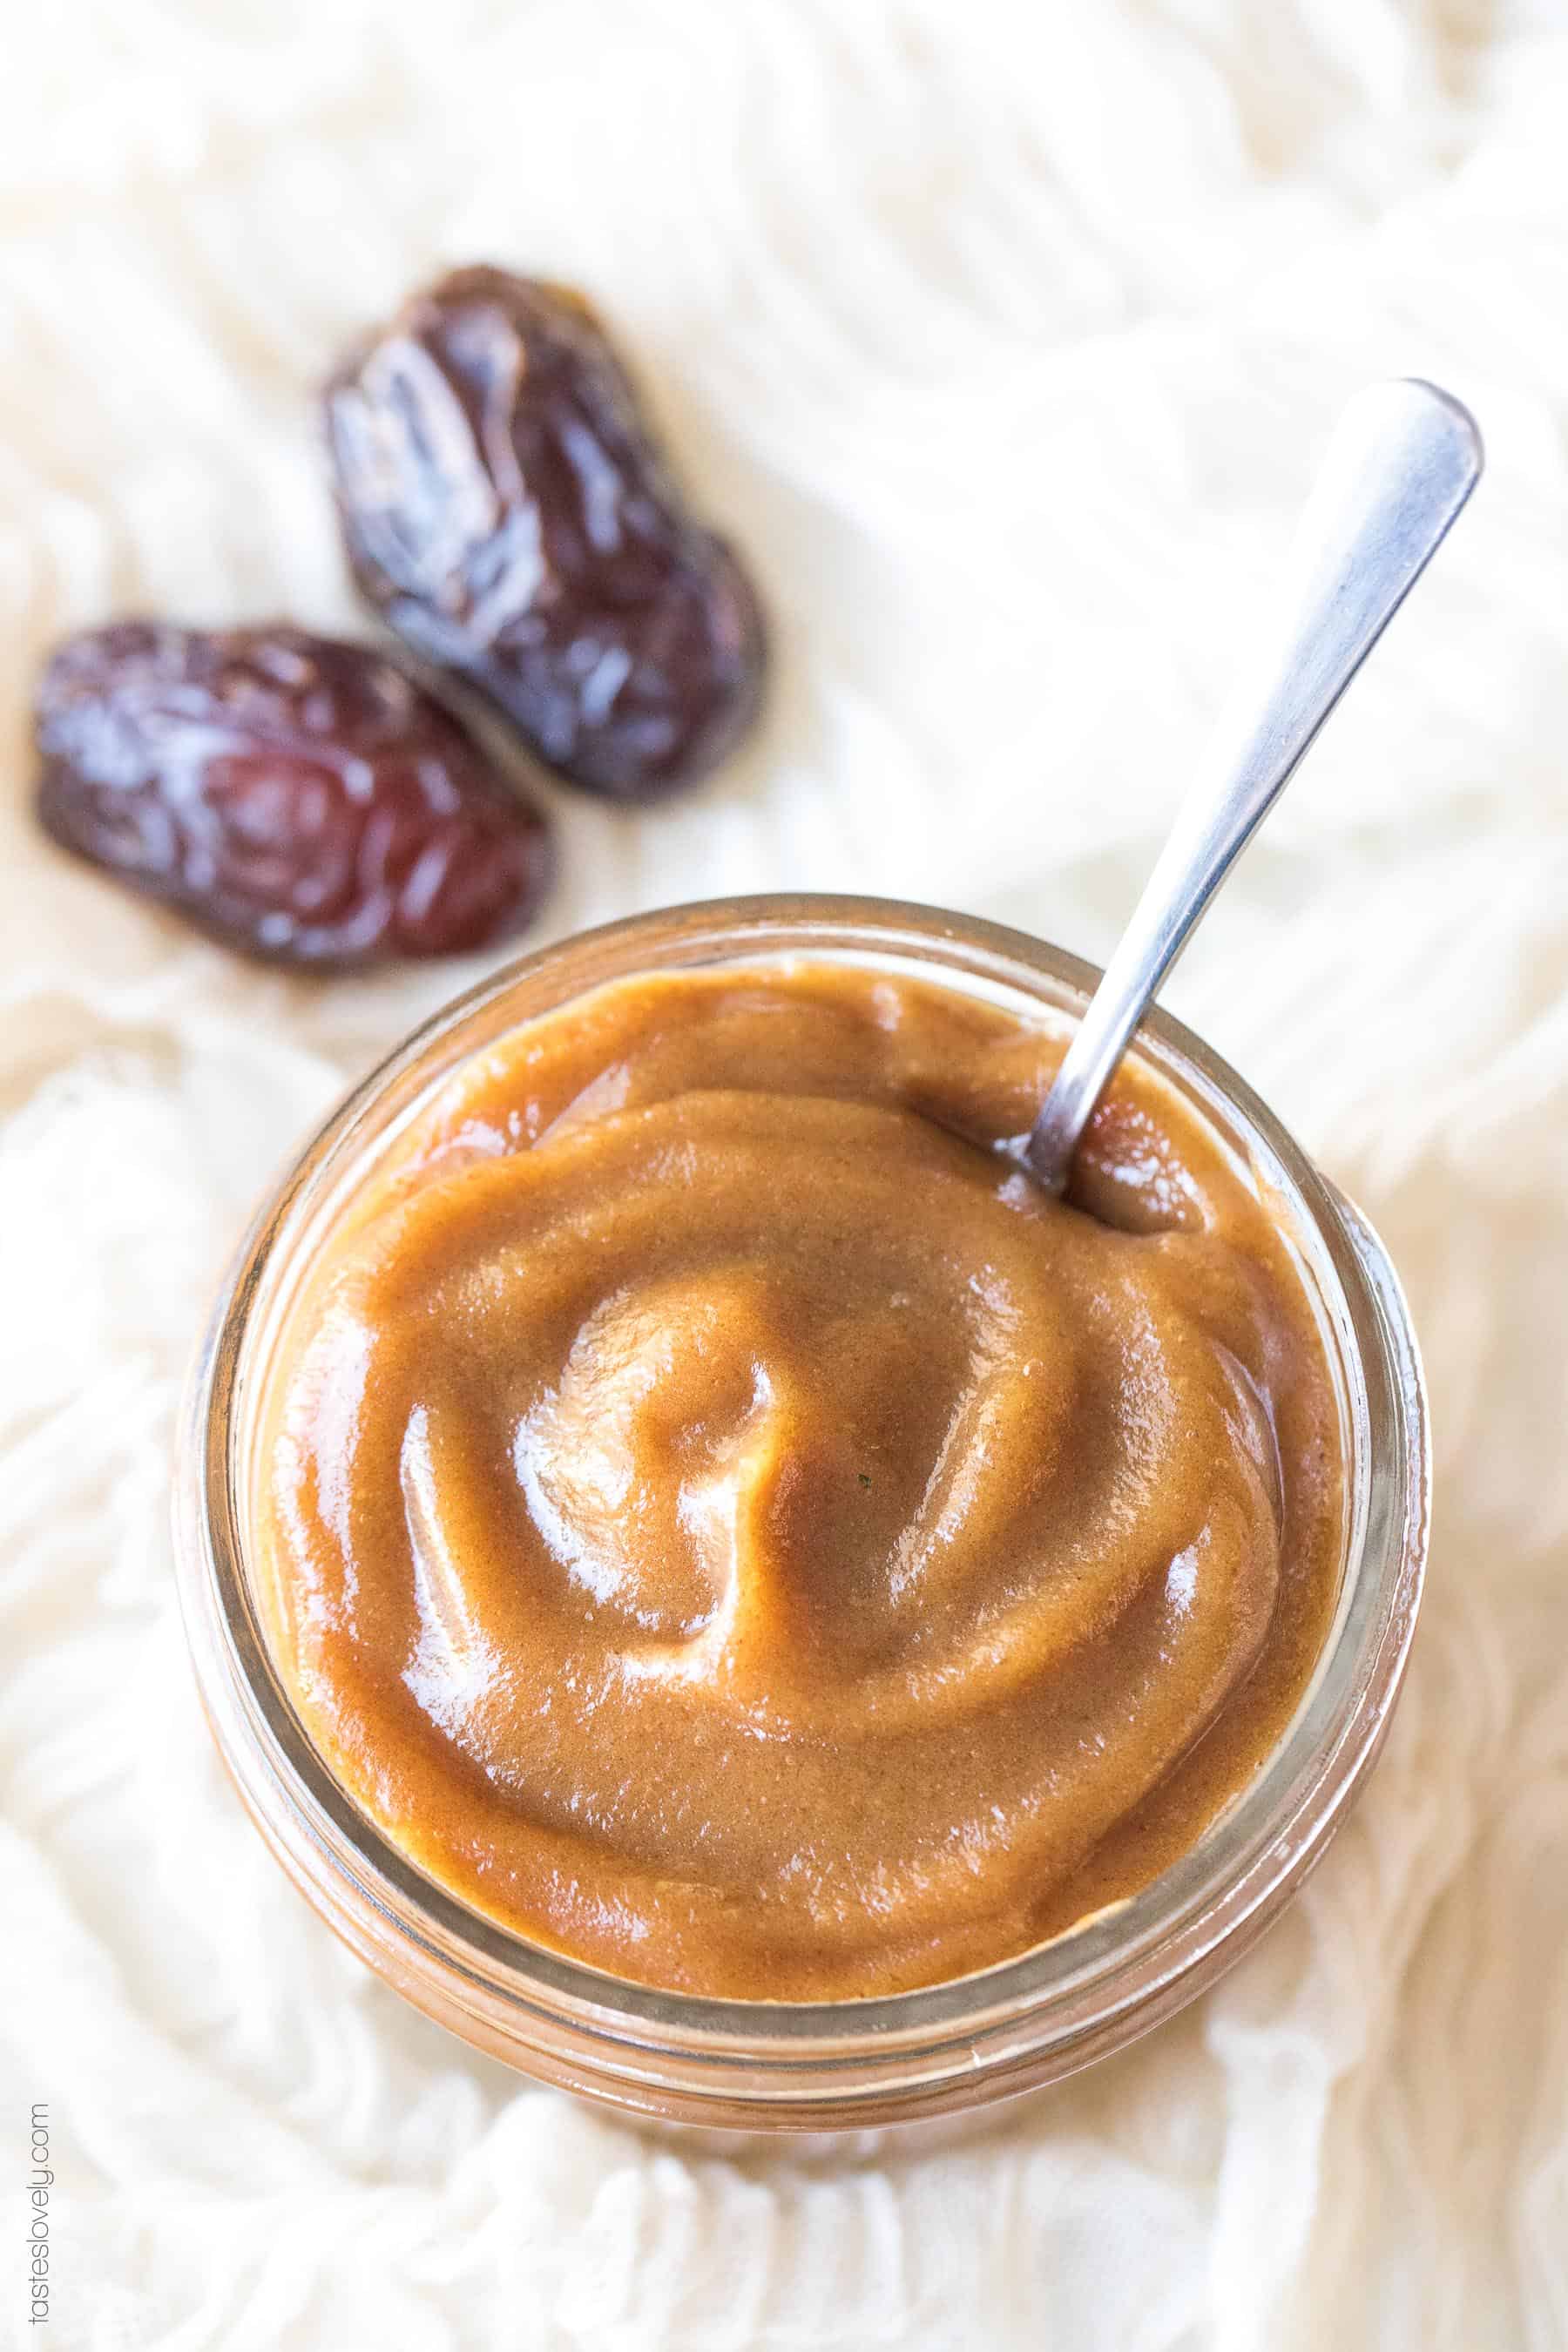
{"left": 34, "top": 622, "right": 554, "bottom": 968}
{"left": 324, "top": 267, "right": 766, "bottom": 801}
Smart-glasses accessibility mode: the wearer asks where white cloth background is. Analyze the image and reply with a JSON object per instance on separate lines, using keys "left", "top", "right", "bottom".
{"left": 2, "top": 2, "right": 1565, "bottom": 2345}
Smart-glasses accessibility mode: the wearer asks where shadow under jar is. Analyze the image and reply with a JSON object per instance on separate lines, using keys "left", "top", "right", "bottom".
{"left": 174, "top": 896, "right": 1428, "bottom": 2132}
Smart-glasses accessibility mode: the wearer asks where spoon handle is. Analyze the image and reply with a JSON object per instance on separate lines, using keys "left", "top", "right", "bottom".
{"left": 1026, "top": 377, "right": 1483, "bottom": 1193}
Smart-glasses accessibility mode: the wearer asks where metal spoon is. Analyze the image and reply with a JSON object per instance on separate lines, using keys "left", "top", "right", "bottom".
{"left": 1025, "top": 378, "right": 1483, "bottom": 1195}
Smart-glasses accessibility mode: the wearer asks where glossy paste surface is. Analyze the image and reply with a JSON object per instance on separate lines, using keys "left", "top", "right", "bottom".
{"left": 256, "top": 963, "right": 1343, "bottom": 1998}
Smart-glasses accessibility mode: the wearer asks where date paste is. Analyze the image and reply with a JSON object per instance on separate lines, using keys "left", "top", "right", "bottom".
{"left": 256, "top": 963, "right": 1343, "bottom": 1998}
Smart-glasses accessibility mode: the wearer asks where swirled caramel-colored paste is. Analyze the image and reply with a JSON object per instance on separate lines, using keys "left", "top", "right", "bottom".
{"left": 256, "top": 963, "right": 1343, "bottom": 1999}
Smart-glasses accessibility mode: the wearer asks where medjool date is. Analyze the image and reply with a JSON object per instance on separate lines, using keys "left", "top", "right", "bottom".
{"left": 323, "top": 267, "right": 765, "bottom": 801}
{"left": 34, "top": 622, "right": 553, "bottom": 968}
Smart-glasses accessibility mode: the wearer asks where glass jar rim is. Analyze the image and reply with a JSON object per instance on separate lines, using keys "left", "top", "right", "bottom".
{"left": 176, "top": 894, "right": 1429, "bottom": 2124}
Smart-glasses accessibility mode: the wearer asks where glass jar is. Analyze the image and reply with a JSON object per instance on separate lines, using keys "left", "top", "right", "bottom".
{"left": 174, "top": 896, "right": 1429, "bottom": 2132}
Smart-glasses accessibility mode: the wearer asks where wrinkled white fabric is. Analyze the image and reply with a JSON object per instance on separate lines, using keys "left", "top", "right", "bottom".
{"left": 2, "top": 2, "right": 1566, "bottom": 2345}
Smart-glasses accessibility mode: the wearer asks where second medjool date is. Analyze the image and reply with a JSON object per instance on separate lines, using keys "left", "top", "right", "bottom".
{"left": 35, "top": 622, "right": 554, "bottom": 968}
